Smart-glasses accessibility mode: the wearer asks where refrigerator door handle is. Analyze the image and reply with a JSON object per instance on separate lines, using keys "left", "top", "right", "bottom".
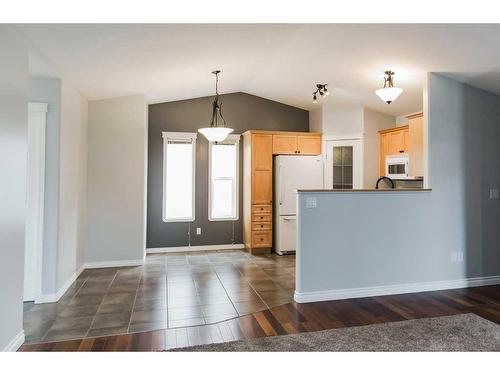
{"left": 279, "top": 164, "right": 284, "bottom": 205}
{"left": 283, "top": 217, "right": 296, "bottom": 221}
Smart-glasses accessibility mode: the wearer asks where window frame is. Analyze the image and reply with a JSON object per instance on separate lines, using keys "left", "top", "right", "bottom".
{"left": 208, "top": 134, "right": 241, "bottom": 222}
{"left": 162, "top": 131, "right": 197, "bottom": 223}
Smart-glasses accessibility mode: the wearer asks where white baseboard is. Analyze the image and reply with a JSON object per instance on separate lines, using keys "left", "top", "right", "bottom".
{"left": 35, "top": 265, "right": 85, "bottom": 304}
{"left": 2, "top": 330, "right": 25, "bottom": 352}
{"left": 83, "top": 258, "right": 144, "bottom": 269}
{"left": 294, "top": 275, "right": 500, "bottom": 303}
{"left": 147, "top": 243, "right": 245, "bottom": 254}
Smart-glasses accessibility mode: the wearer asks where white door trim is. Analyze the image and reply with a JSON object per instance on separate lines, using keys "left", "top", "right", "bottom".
{"left": 24, "top": 102, "right": 48, "bottom": 302}
{"left": 323, "top": 137, "right": 363, "bottom": 190}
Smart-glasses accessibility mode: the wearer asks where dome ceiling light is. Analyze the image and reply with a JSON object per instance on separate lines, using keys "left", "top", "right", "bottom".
{"left": 312, "top": 83, "right": 329, "bottom": 104}
{"left": 376, "top": 71, "right": 403, "bottom": 104}
{"left": 198, "top": 70, "right": 234, "bottom": 143}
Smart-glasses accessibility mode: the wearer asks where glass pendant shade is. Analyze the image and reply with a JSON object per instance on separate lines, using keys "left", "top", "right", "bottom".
{"left": 198, "top": 127, "right": 233, "bottom": 142}
{"left": 376, "top": 86, "right": 403, "bottom": 104}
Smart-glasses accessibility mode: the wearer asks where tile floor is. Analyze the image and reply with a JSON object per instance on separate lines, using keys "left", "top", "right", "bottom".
{"left": 23, "top": 250, "right": 295, "bottom": 343}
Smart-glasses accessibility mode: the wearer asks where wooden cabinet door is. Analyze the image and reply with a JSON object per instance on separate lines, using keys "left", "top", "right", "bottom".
{"left": 252, "top": 170, "right": 272, "bottom": 204}
{"left": 380, "top": 133, "right": 389, "bottom": 175}
{"left": 273, "top": 135, "right": 297, "bottom": 154}
{"left": 409, "top": 115, "right": 424, "bottom": 176}
{"left": 252, "top": 134, "right": 273, "bottom": 170}
{"left": 389, "top": 130, "right": 404, "bottom": 155}
{"left": 251, "top": 134, "right": 273, "bottom": 204}
{"left": 297, "top": 135, "right": 321, "bottom": 155}
{"left": 403, "top": 129, "right": 409, "bottom": 153}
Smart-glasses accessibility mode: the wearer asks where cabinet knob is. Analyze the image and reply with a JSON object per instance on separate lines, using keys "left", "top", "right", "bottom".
{"left": 260, "top": 216, "right": 263, "bottom": 219}
{"left": 260, "top": 225, "right": 263, "bottom": 228}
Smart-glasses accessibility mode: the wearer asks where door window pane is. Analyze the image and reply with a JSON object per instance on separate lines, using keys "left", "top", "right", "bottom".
{"left": 332, "top": 146, "right": 353, "bottom": 190}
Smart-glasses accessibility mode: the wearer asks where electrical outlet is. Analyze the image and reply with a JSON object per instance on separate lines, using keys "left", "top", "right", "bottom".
{"left": 450, "top": 252, "right": 464, "bottom": 263}
{"left": 306, "top": 197, "right": 317, "bottom": 209}
{"left": 196, "top": 227, "right": 201, "bottom": 235}
{"left": 490, "top": 188, "right": 499, "bottom": 200}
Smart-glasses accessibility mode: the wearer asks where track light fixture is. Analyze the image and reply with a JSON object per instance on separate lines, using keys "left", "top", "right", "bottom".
{"left": 312, "top": 84, "right": 329, "bottom": 104}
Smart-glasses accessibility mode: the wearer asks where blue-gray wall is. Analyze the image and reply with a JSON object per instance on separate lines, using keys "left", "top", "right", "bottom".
{"left": 28, "top": 76, "right": 61, "bottom": 294}
{"left": 296, "top": 73, "right": 500, "bottom": 296}
{"left": 0, "top": 26, "right": 28, "bottom": 351}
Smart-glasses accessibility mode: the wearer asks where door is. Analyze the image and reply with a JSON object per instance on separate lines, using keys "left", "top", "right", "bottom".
{"left": 297, "top": 135, "right": 321, "bottom": 155}
{"left": 24, "top": 103, "right": 47, "bottom": 302}
{"left": 325, "top": 139, "right": 362, "bottom": 189}
{"left": 275, "top": 156, "right": 324, "bottom": 215}
{"left": 272, "top": 134, "right": 297, "bottom": 154}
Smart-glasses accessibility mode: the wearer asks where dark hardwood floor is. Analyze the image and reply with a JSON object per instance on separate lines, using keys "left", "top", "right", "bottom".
{"left": 19, "top": 285, "right": 500, "bottom": 351}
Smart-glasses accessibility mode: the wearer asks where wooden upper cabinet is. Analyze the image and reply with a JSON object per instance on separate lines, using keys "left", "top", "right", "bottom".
{"left": 408, "top": 112, "right": 424, "bottom": 177}
{"left": 252, "top": 134, "right": 273, "bottom": 170}
{"left": 272, "top": 134, "right": 297, "bottom": 154}
{"left": 403, "top": 128, "right": 409, "bottom": 153}
{"left": 389, "top": 130, "right": 405, "bottom": 154}
{"left": 380, "top": 133, "right": 389, "bottom": 175}
{"left": 379, "top": 112, "right": 424, "bottom": 177}
{"left": 272, "top": 133, "right": 321, "bottom": 155}
{"left": 297, "top": 135, "right": 322, "bottom": 155}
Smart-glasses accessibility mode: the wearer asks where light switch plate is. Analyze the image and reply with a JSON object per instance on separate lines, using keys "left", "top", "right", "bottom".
{"left": 196, "top": 227, "right": 201, "bottom": 235}
{"left": 306, "top": 197, "right": 317, "bottom": 209}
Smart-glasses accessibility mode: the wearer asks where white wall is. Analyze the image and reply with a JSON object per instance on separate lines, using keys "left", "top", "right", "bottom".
{"left": 57, "top": 81, "right": 88, "bottom": 289}
{"left": 0, "top": 26, "right": 29, "bottom": 351}
{"left": 321, "top": 100, "right": 364, "bottom": 136}
{"left": 86, "top": 95, "right": 147, "bottom": 264}
{"left": 296, "top": 73, "right": 500, "bottom": 301}
{"left": 363, "top": 108, "right": 396, "bottom": 188}
{"left": 308, "top": 106, "right": 322, "bottom": 133}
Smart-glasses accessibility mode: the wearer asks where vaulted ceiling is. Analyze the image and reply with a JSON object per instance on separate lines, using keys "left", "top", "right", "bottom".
{"left": 18, "top": 23, "right": 500, "bottom": 116}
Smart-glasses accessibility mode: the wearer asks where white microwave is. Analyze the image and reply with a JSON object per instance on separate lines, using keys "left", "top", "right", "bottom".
{"left": 385, "top": 155, "right": 409, "bottom": 179}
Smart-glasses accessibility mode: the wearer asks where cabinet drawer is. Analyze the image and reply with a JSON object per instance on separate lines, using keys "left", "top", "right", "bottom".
{"left": 252, "top": 222, "right": 272, "bottom": 231}
{"left": 251, "top": 231, "right": 272, "bottom": 248}
{"left": 252, "top": 204, "right": 272, "bottom": 214}
{"left": 252, "top": 213, "right": 272, "bottom": 222}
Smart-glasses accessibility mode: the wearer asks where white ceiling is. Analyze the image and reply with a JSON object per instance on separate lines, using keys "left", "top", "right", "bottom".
{"left": 17, "top": 24, "right": 500, "bottom": 116}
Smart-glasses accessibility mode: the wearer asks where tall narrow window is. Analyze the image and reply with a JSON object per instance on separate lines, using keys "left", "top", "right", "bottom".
{"left": 208, "top": 134, "right": 240, "bottom": 221}
{"left": 162, "top": 132, "right": 197, "bottom": 222}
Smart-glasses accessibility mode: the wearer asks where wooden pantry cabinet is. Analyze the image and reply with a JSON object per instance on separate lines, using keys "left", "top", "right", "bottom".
{"left": 379, "top": 112, "right": 423, "bottom": 177}
{"left": 243, "top": 130, "right": 321, "bottom": 254}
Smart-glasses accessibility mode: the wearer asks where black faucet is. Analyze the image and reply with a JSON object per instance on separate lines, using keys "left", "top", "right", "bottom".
{"left": 375, "top": 176, "right": 395, "bottom": 189}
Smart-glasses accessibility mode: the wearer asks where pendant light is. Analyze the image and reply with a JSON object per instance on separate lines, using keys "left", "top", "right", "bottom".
{"left": 198, "top": 70, "right": 233, "bottom": 143}
{"left": 376, "top": 71, "right": 403, "bottom": 104}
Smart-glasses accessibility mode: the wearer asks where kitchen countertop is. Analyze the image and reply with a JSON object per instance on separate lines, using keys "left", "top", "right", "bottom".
{"left": 297, "top": 188, "right": 432, "bottom": 193}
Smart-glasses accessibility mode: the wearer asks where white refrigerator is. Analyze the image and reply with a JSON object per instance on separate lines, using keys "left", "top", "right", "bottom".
{"left": 274, "top": 155, "right": 324, "bottom": 255}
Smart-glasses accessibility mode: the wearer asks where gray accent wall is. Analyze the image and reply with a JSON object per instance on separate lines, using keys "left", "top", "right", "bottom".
{"left": 296, "top": 73, "right": 500, "bottom": 295}
{"left": 147, "top": 92, "right": 309, "bottom": 248}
